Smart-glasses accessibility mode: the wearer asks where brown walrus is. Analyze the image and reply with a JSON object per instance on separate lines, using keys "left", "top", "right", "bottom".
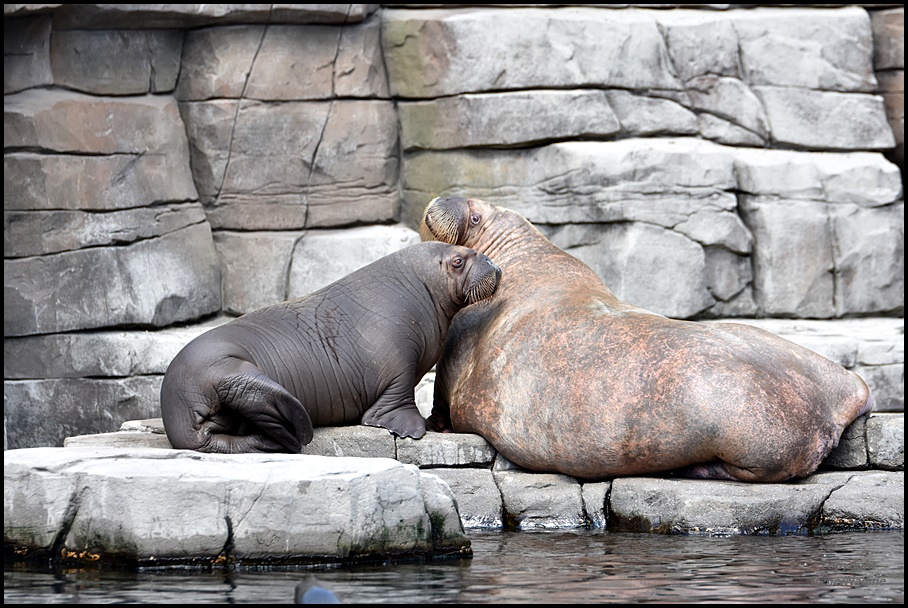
{"left": 161, "top": 241, "right": 501, "bottom": 454}
{"left": 420, "top": 196, "right": 873, "bottom": 482}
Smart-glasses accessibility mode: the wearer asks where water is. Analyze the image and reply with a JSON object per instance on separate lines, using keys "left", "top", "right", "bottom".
{"left": 5, "top": 530, "right": 904, "bottom": 603}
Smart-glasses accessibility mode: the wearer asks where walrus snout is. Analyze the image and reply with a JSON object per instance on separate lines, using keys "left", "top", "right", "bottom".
{"left": 421, "top": 196, "right": 469, "bottom": 245}
{"left": 465, "top": 254, "right": 501, "bottom": 305}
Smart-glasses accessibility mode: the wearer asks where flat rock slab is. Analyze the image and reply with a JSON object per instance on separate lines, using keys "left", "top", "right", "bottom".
{"left": 608, "top": 471, "right": 904, "bottom": 535}
{"left": 53, "top": 417, "right": 905, "bottom": 540}
{"left": 4, "top": 447, "right": 470, "bottom": 568}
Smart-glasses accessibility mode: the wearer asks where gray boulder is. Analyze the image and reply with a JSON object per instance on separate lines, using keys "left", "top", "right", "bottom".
{"left": 494, "top": 470, "right": 587, "bottom": 530}
{"left": 428, "top": 468, "right": 503, "bottom": 529}
{"left": 3, "top": 446, "right": 469, "bottom": 566}
{"left": 402, "top": 140, "right": 901, "bottom": 319}
{"left": 867, "top": 414, "right": 905, "bottom": 470}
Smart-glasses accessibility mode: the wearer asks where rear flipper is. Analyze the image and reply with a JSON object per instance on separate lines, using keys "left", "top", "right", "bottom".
{"left": 162, "top": 358, "right": 313, "bottom": 454}
{"left": 209, "top": 361, "right": 314, "bottom": 453}
{"left": 669, "top": 461, "right": 792, "bottom": 483}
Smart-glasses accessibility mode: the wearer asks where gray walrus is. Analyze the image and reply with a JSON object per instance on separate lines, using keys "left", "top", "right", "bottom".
{"left": 160, "top": 241, "right": 501, "bottom": 453}
{"left": 420, "top": 196, "right": 873, "bottom": 483}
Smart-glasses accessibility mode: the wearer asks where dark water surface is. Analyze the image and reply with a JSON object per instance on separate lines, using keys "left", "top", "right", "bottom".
{"left": 5, "top": 530, "right": 904, "bottom": 604}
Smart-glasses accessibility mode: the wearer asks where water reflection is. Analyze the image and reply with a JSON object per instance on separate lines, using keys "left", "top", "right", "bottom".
{"left": 5, "top": 530, "right": 904, "bottom": 604}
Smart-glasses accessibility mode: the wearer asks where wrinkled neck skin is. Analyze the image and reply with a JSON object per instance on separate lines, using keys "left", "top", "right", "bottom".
{"left": 464, "top": 209, "right": 629, "bottom": 310}
{"left": 465, "top": 210, "right": 550, "bottom": 267}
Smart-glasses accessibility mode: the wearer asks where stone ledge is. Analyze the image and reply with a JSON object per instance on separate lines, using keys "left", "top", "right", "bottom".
{"left": 5, "top": 316, "right": 901, "bottom": 452}
{"left": 4, "top": 447, "right": 470, "bottom": 568}
{"left": 609, "top": 471, "right": 903, "bottom": 535}
{"left": 55, "top": 414, "right": 905, "bottom": 537}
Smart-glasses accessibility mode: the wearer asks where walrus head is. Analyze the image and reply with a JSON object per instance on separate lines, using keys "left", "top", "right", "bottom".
{"left": 420, "top": 195, "right": 537, "bottom": 253}
{"left": 442, "top": 244, "right": 501, "bottom": 307}
{"left": 420, "top": 196, "right": 490, "bottom": 246}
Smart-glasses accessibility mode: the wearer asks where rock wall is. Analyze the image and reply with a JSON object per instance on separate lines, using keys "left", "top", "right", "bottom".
{"left": 3, "top": 4, "right": 904, "bottom": 449}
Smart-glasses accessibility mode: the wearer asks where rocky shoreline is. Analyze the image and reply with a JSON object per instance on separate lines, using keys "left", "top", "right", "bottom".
{"left": 5, "top": 412, "right": 901, "bottom": 569}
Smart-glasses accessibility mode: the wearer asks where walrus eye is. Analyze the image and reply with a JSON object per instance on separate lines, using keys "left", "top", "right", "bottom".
{"left": 470, "top": 212, "right": 481, "bottom": 226}
{"left": 451, "top": 256, "right": 464, "bottom": 269}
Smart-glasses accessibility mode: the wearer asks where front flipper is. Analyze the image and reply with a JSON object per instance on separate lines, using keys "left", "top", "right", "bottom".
{"left": 426, "top": 382, "right": 453, "bottom": 433}
{"left": 208, "top": 361, "right": 314, "bottom": 453}
{"left": 361, "top": 374, "right": 427, "bottom": 439}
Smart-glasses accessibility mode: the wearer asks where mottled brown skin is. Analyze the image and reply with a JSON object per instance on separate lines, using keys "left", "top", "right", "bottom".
{"left": 160, "top": 242, "right": 501, "bottom": 454}
{"left": 421, "top": 196, "right": 873, "bottom": 482}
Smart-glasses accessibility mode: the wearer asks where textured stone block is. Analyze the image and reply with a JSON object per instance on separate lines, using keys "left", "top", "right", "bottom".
{"left": 546, "top": 222, "right": 716, "bottom": 319}
{"left": 4, "top": 223, "right": 221, "bottom": 336}
{"left": 829, "top": 202, "right": 904, "bottom": 315}
{"left": 727, "top": 7, "right": 877, "bottom": 91}
{"left": 287, "top": 224, "right": 420, "bottom": 298}
{"left": 397, "top": 432, "right": 496, "bottom": 468}
{"left": 3, "top": 15, "right": 52, "bottom": 94}
{"left": 657, "top": 11, "right": 740, "bottom": 83}
{"left": 298, "top": 426, "right": 396, "bottom": 460}
{"left": 867, "top": 414, "right": 905, "bottom": 469}
{"left": 399, "top": 90, "right": 620, "bottom": 151}
{"left": 821, "top": 471, "right": 904, "bottom": 530}
{"left": 177, "top": 20, "right": 386, "bottom": 101}
{"left": 402, "top": 139, "right": 741, "bottom": 231}
{"left": 4, "top": 377, "right": 163, "bottom": 449}
{"left": 179, "top": 99, "right": 399, "bottom": 229}
{"left": 4, "top": 89, "right": 191, "bottom": 154}
{"left": 50, "top": 29, "right": 183, "bottom": 95}
{"left": 4, "top": 203, "right": 207, "bottom": 258}
{"left": 740, "top": 197, "right": 836, "bottom": 318}
{"left": 740, "top": 196, "right": 904, "bottom": 318}
{"left": 494, "top": 470, "right": 586, "bottom": 530}
{"left": 429, "top": 468, "right": 503, "bottom": 529}
{"left": 4, "top": 152, "right": 199, "bottom": 212}
{"left": 383, "top": 7, "right": 682, "bottom": 98}
{"left": 3, "top": 316, "right": 231, "bottom": 379}
{"left": 755, "top": 87, "right": 894, "bottom": 151}
{"left": 603, "top": 90, "right": 698, "bottom": 137}
{"left": 822, "top": 414, "right": 869, "bottom": 470}
{"left": 609, "top": 472, "right": 854, "bottom": 535}
{"left": 213, "top": 231, "right": 302, "bottom": 314}
{"left": 732, "top": 147, "right": 902, "bottom": 206}
{"left": 581, "top": 482, "right": 611, "bottom": 529}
